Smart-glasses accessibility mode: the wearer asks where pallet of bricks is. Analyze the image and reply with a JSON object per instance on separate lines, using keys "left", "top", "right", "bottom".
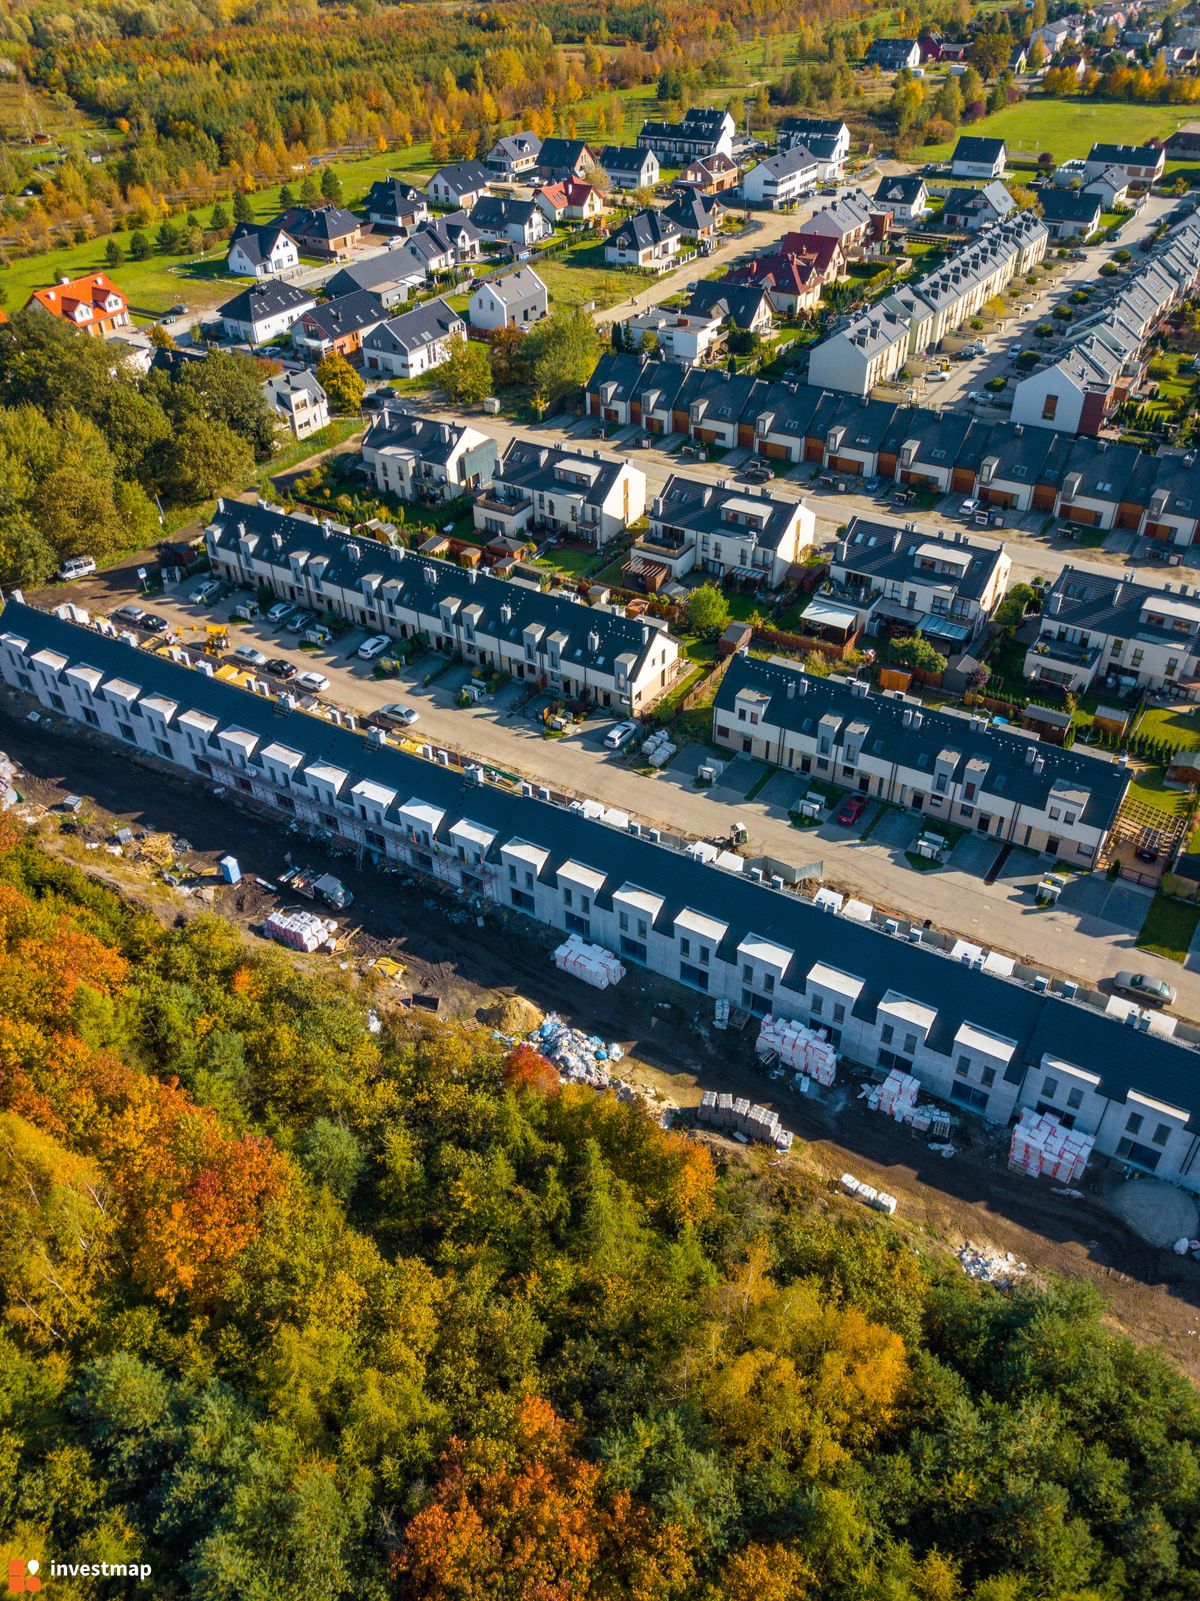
{"left": 840, "top": 1171, "right": 898, "bottom": 1216}
{"left": 552, "top": 934, "right": 626, "bottom": 990}
{"left": 698, "top": 1089, "right": 793, "bottom": 1151}
{"left": 755, "top": 1014, "right": 838, "bottom": 1086}
{"left": 869, "top": 1068, "right": 921, "bottom": 1121}
{"left": 1008, "top": 1109, "right": 1095, "bottom": 1182}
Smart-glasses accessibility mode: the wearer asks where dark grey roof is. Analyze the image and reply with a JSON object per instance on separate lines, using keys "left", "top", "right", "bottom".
{"left": 874, "top": 174, "right": 925, "bottom": 206}
{"left": 363, "top": 410, "right": 489, "bottom": 468}
{"left": 299, "top": 289, "right": 388, "bottom": 340}
{"left": 663, "top": 191, "right": 725, "bottom": 234}
{"left": 1088, "top": 141, "right": 1162, "bottom": 164}
{"left": 836, "top": 516, "right": 1006, "bottom": 604}
{"left": 1039, "top": 188, "right": 1103, "bottom": 224}
{"left": 685, "top": 278, "right": 771, "bottom": 329}
{"left": 715, "top": 653, "right": 1128, "bottom": 831}
{"left": 779, "top": 116, "right": 848, "bottom": 138}
{"left": 653, "top": 473, "right": 803, "bottom": 554}
{"left": 227, "top": 222, "right": 294, "bottom": 267}
{"left": 492, "top": 439, "right": 627, "bottom": 508}
{"left": 470, "top": 196, "right": 541, "bottom": 232}
{"left": 362, "top": 178, "right": 426, "bottom": 223}
{"left": 7, "top": 597, "right": 1194, "bottom": 1127}
{"left": 608, "top": 209, "right": 681, "bottom": 252}
{"left": 325, "top": 252, "right": 424, "bottom": 298}
{"left": 537, "top": 138, "right": 593, "bottom": 171}
{"left": 204, "top": 500, "right": 661, "bottom": 678}
{"left": 952, "top": 135, "right": 1007, "bottom": 162}
{"left": 363, "top": 297, "right": 462, "bottom": 355}
{"left": 1041, "top": 565, "right": 1200, "bottom": 650}
{"left": 218, "top": 279, "right": 313, "bottom": 325}
{"left": 432, "top": 159, "right": 492, "bottom": 193}
{"left": 274, "top": 203, "right": 360, "bottom": 242}
{"left": 600, "top": 144, "right": 654, "bottom": 174}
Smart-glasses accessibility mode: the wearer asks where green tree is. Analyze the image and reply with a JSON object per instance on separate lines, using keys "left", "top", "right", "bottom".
{"left": 129, "top": 230, "right": 151, "bottom": 261}
{"left": 523, "top": 308, "right": 601, "bottom": 413}
{"left": 315, "top": 350, "right": 365, "bottom": 416}
{"left": 970, "top": 31, "right": 1015, "bottom": 80}
{"left": 441, "top": 335, "right": 492, "bottom": 405}
{"left": 686, "top": 583, "right": 731, "bottom": 637}
{"left": 104, "top": 238, "right": 124, "bottom": 269}
{"left": 320, "top": 166, "right": 343, "bottom": 203}
{"left": 156, "top": 415, "right": 254, "bottom": 504}
{"left": 210, "top": 200, "right": 230, "bottom": 230}
{"left": 232, "top": 191, "right": 254, "bottom": 224}
{"left": 890, "top": 633, "right": 948, "bottom": 673}
{"left": 299, "top": 172, "right": 321, "bottom": 206}
{"left": 300, "top": 1118, "right": 365, "bottom": 1201}
{"left": 277, "top": 184, "right": 295, "bottom": 209}
{"left": 172, "top": 350, "right": 280, "bottom": 460}
{"left": 933, "top": 74, "right": 964, "bottom": 125}
{"left": 156, "top": 218, "right": 182, "bottom": 255}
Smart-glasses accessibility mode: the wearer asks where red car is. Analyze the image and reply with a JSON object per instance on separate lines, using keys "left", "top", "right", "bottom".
{"left": 836, "top": 794, "right": 868, "bottom": 826}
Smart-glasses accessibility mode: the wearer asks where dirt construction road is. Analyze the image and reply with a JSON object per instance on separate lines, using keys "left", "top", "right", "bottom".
{"left": 5, "top": 702, "right": 1200, "bottom": 1379}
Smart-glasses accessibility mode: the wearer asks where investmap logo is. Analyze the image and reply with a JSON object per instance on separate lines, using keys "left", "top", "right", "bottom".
{"left": 7, "top": 1558, "right": 152, "bottom": 1591}
{"left": 7, "top": 1561, "right": 40, "bottom": 1594}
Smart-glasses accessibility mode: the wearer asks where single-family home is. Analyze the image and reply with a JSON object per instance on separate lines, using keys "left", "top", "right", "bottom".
{"left": 1082, "top": 142, "right": 1164, "bottom": 186}
{"left": 941, "top": 181, "right": 1017, "bottom": 230}
{"left": 1011, "top": 334, "right": 1125, "bottom": 434}
{"left": 324, "top": 249, "right": 426, "bottom": 310}
{"left": 675, "top": 153, "right": 741, "bottom": 194}
{"left": 866, "top": 38, "right": 922, "bottom": 71}
{"left": 599, "top": 145, "right": 660, "bottom": 191}
{"left": 623, "top": 304, "right": 727, "bottom": 366}
{"left": 950, "top": 136, "right": 1007, "bottom": 179}
{"left": 685, "top": 279, "right": 775, "bottom": 336}
{"left": 428, "top": 159, "right": 492, "bottom": 210}
{"left": 777, "top": 117, "right": 851, "bottom": 166}
{"left": 724, "top": 251, "right": 825, "bottom": 316}
{"left": 291, "top": 289, "right": 389, "bottom": 359}
{"left": 469, "top": 195, "right": 551, "bottom": 250}
{"left": 218, "top": 279, "right": 316, "bottom": 345}
{"left": 225, "top": 223, "right": 300, "bottom": 279}
{"left": 404, "top": 214, "right": 483, "bottom": 275}
{"left": 1084, "top": 167, "right": 1134, "bottom": 209}
{"left": 27, "top": 271, "right": 131, "bottom": 338}
{"left": 1039, "top": 187, "right": 1103, "bottom": 240}
{"left": 474, "top": 439, "right": 646, "bottom": 547}
{"left": 362, "top": 408, "right": 498, "bottom": 501}
{"left": 604, "top": 208, "right": 683, "bottom": 270}
{"left": 741, "top": 146, "right": 821, "bottom": 208}
{"left": 1026, "top": 567, "right": 1200, "bottom": 694}
{"left": 637, "top": 108, "right": 735, "bottom": 165}
{"left": 662, "top": 190, "right": 726, "bottom": 244}
{"left": 361, "top": 298, "right": 466, "bottom": 379}
{"left": 794, "top": 188, "right": 883, "bottom": 256}
{"left": 468, "top": 267, "right": 549, "bottom": 332}
{"left": 264, "top": 369, "right": 329, "bottom": 440}
{"left": 273, "top": 204, "right": 362, "bottom": 258}
{"left": 536, "top": 139, "right": 597, "bottom": 184}
{"left": 361, "top": 178, "right": 429, "bottom": 233}
{"left": 873, "top": 173, "right": 930, "bottom": 225}
{"left": 486, "top": 131, "right": 543, "bottom": 178}
{"left": 632, "top": 474, "right": 815, "bottom": 587}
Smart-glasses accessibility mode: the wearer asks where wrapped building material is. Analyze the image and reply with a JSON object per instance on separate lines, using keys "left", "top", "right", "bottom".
{"left": 264, "top": 909, "right": 338, "bottom": 953}
{"left": 755, "top": 1015, "right": 838, "bottom": 1086}
{"left": 553, "top": 934, "right": 626, "bottom": 990}
{"left": 1009, "top": 1109, "right": 1095, "bottom": 1183}
{"left": 871, "top": 1068, "right": 922, "bottom": 1122}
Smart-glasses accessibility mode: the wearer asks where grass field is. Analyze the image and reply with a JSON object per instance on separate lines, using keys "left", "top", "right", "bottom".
{"left": 918, "top": 98, "right": 1189, "bottom": 164}
{"left": 1136, "top": 893, "right": 1200, "bottom": 963}
{"left": 1134, "top": 703, "right": 1200, "bottom": 756}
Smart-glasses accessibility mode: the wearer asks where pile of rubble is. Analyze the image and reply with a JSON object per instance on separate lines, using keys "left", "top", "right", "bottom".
{"left": 523, "top": 1013, "right": 625, "bottom": 1089}
{"left": 958, "top": 1243, "right": 1027, "bottom": 1291}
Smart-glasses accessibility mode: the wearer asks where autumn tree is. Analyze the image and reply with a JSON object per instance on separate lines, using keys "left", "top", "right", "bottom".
{"left": 316, "top": 349, "right": 365, "bottom": 415}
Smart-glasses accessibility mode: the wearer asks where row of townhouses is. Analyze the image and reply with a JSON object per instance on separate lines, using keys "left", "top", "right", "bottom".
{"left": 583, "top": 354, "right": 1200, "bottom": 549}
{"left": 204, "top": 500, "right": 677, "bottom": 712}
{"left": 3, "top": 601, "right": 1199, "bottom": 1187}
{"left": 1025, "top": 567, "right": 1200, "bottom": 695}
{"left": 714, "top": 653, "right": 1127, "bottom": 866}
{"left": 809, "top": 212, "right": 1050, "bottom": 396}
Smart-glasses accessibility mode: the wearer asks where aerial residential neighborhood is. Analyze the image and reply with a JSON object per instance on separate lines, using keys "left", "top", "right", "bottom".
{"left": 8, "top": 0, "right": 1200, "bottom": 1589}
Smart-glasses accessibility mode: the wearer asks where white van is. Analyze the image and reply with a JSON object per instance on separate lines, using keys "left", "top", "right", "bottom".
{"left": 57, "top": 555, "right": 96, "bottom": 581}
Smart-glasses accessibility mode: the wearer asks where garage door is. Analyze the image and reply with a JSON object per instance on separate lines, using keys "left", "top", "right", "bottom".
{"left": 1060, "top": 504, "right": 1099, "bottom": 527}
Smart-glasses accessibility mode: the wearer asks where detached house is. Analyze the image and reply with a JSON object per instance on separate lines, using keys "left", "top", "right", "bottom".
{"left": 361, "top": 298, "right": 465, "bottom": 380}
{"left": 218, "top": 279, "right": 316, "bottom": 346}
{"left": 866, "top": 38, "right": 922, "bottom": 71}
{"left": 662, "top": 190, "right": 726, "bottom": 244}
{"left": 676, "top": 153, "right": 740, "bottom": 194}
{"left": 633, "top": 474, "right": 815, "bottom": 588}
{"left": 742, "top": 146, "right": 821, "bottom": 208}
{"left": 1082, "top": 142, "right": 1165, "bottom": 187}
{"left": 469, "top": 195, "right": 551, "bottom": 250}
{"left": 27, "top": 272, "right": 130, "bottom": 338}
{"left": 264, "top": 370, "right": 329, "bottom": 440}
{"left": 362, "top": 409, "right": 498, "bottom": 501}
{"left": 273, "top": 204, "right": 362, "bottom": 258}
{"left": 873, "top": 174, "right": 930, "bottom": 226}
{"left": 942, "top": 182, "right": 1016, "bottom": 231}
{"left": 225, "top": 223, "right": 300, "bottom": 279}
{"left": 428, "top": 160, "right": 492, "bottom": 210}
{"left": 474, "top": 440, "right": 646, "bottom": 547}
{"left": 713, "top": 656, "right": 1127, "bottom": 867}
{"left": 599, "top": 145, "right": 660, "bottom": 191}
{"left": 468, "top": 267, "right": 549, "bottom": 332}
{"left": 1038, "top": 187, "right": 1103, "bottom": 240}
{"left": 1026, "top": 568, "right": 1200, "bottom": 694}
{"left": 361, "top": 178, "right": 429, "bottom": 233}
{"left": 486, "top": 132, "right": 543, "bottom": 178}
{"left": 777, "top": 118, "right": 851, "bottom": 165}
{"left": 292, "top": 289, "right": 388, "bottom": 359}
{"left": 950, "top": 136, "right": 1007, "bottom": 179}
{"left": 605, "top": 208, "right": 683, "bottom": 270}
{"left": 404, "top": 214, "right": 483, "bottom": 274}
{"left": 324, "top": 250, "right": 425, "bottom": 310}
{"left": 536, "top": 139, "right": 597, "bottom": 183}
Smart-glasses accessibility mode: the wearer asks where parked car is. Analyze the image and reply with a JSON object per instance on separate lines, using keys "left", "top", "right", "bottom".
{"left": 139, "top": 613, "right": 169, "bottom": 634}
{"left": 960, "top": 497, "right": 980, "bottom": 517}
{"left": 925, "top": 370, "right": 949, "bottom": 383}
{"left": 357, "top": 634, "right": 392, "bottom": 660}
{"left": 604, "top": 720, "right": 639, "bottom": 750}
{"left": 57, "top": 555, "right": 96, "bottom": 581}
{"left": 287, "top": 610, "right": 318, "bottom": 633}
{"left": 189, "top": 579, "right": 222, "bottom": 605}
{"left": 111, "top": 604, "right": 146, "bottom": 627}
{"left": 264, "top": 658, "right": 297, "bottom": 680}
{"left": 366, "top": 702, "right": 419, "bottom": 731}
{"left": 233, "top": 645, "right": 268, "bottom": 668}
{"left": 1134, "top": 829, "right": 1162, "bottom": 863}
{"left": 836, "top": 793, "right": 868, "bottom": 826}
{"left": 266, "top": 601, "right": 296, "bottom": 624}
{"left": 295, "top": 670, "right": 329, "bottom": 694}
{"left": 1111, "top": 971, "right": 1175, "bottom": 1009}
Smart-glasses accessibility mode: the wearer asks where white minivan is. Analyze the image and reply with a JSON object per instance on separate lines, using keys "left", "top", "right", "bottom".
{"left": 57, "top": 555, "right": 96, "bottom": 581}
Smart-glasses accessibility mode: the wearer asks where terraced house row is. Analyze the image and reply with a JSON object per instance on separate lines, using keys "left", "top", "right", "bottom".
{"left": 3, "top": 602, "right": 1200, "bottom": 1187}
{"left": 584, "top": 356, "right": 1200, "bottom": 545}
{"left": 203, "top": 500, "right": 678, "bottom": 712}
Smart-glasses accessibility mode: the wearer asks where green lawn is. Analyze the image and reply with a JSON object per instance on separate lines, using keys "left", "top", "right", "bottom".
{"left": 1133, "top": 704, "right": 1200, "bottom": 756}
{"left": 1124, "top": 764, "right": 1190, "bottom": 815}
{"left": 535, "top": 259, "right": 627, "bottom": 312}
{"left": 918, "top": 99, "right": 1187, "bottom": 164}
{"left": 1136, "top": 894, "right": 1200, "bottom": 964}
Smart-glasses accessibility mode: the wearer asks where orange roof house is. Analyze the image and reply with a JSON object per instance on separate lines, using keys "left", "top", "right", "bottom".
{"left": 26, "top": 272, "right": 131, "bottom": 337}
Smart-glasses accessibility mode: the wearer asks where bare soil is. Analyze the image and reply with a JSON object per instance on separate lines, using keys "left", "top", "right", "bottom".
{"left": 4, "top": 702, "right": 1200, "bottom": 1381}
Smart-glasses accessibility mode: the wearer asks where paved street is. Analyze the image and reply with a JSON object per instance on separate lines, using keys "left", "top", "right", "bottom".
{"left": 70, "top": 572, "right": 1200, "bottom": 1025}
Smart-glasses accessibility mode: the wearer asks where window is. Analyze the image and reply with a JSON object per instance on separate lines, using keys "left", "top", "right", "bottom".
{"left": 881, "top": 1023, "right": 894, "bottom": 1045}
{"left": 981, "top": 1067, "right": 996, "bottom": 1088}
{"left": 811, "top": 994, "right": 823, "bottom": 1015}
{"left": 1126, "top": 1113, "right": 1144, "bottom": 1136}
{"left": 833, "top": 1002, "right": 845, "bottom": 1024}
{"left": 680, "top": 936, "right": 691, "bottom": 958}
{"left": 955, "top": 1057, "right": 971, "bottom": 1079}
{"left": 1041, "top": 394, "right": 1058, "bottom": 421}
{"left": 1153, "top": 1123, "right": 1171, "bottom": 1147}
{"left": 763, "top": 974, "right": 775, "bottom": 994}
{"left": 699, "top": 945, "right": 710, "bottom": 966}
{"left": 904, "top": 1032, "right": 917, "bottom": 1055}
{"left": 563, "top": 888, "right": 573, "bottom": 908}
{"left": 1066, "top": 1087, "right": 1083, "bottom": 1110}
{"left": 619, "top": 911, "right": 629, "bottom": 932}
{"left": 1043, "top": 1076, "right": 1058, "bottom": 1100}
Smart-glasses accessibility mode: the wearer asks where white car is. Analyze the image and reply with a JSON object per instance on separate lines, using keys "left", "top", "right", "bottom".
{"left": 961, "top": 498, "right": 980, "bottom": 517}
{"left": 357, "top": 634, "right": 392, "bottom": 660}
{"left": 57, "top": 554, "right": 96, "bottom": 581}
{"left": 925, "top": 370, "right": 949, "bottom": 383}
{"left": 295, "top": 671, "right": 329, "bottom": 694}
{"left": 233, "top": 645, "right": 268, "bottom": 668}
{"left": 605, "top": 720, "right": 639, "bottom": 749}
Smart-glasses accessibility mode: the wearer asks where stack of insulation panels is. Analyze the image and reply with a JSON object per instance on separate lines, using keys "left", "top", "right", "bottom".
{"left": 871, "top": 1068, "right": 922, "bottom": 1122}
{"left": 265, "top": 910, "right": 337, "bottom": 953}
{"left": 1009, "top": 1109, "right": 1095, "bottom": 1183}
{"left": 756, "top": 1014, "right": 838, "bottom": 1086}
{"left": 553, "top": 935, "right": 626, "bottom": 990}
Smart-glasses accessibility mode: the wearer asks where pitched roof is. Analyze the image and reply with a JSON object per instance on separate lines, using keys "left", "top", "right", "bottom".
{"left": 599, "top": 144, "right": 654, "bottom": 174}
{"left": 835, "top": 516, "right": 1006, "bottom": 604}
{"left": 274, "top": 203, "right": 360, "bottom": 242}
{"left": 361, "top": 178, "right": 426, "bottom": 222}
{"left": 873, "top": 173, "right": 927, "bottom": 205}
{"left": 537, "top": 138, "right": 594, "bottom": 170}
{"left": 653, "top": 472, "right": 803, "bottom": 553}
{"left": 685, "top": 278, "right": 773, "bottom": 329}
{"left": 1038, "top": 187, "right": 1103, "bottom": 224}
{"left": 474, "top": 267, "right": 547, "bottom": 308}
{"left": 218, "top": 279, "right": 314, "bottom": 325}
{"left": 364, "top": 297, "right": 463, "bottom": 354}
{"left": 431, "top": 158, "right": 492, "bottom": 193}
{"left": 488, "top": 132, "right": 543, "bottom": 163}
{"left": 952, "top": 135, "right": 1007, "bottom": 162}
{"left": 27, "top": 271, "right": 128, "bottom": 324}
{"left": 662, "top": 190, "right": 726, "bottom": 233}
{"left": 227, "top": 222, "right": 295, "bottom": 266}
{"left": 607, "top": 208, "right": 681, "bottom": 252}
{"left": 324, "top": 252, "right": 425, "bottom": 298}
{"left": 299, "top": 289, "right": 388, "bottom": 340}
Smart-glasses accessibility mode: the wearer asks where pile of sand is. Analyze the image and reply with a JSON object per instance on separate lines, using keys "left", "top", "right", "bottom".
{"left": 481, "top": 994, "right": 544, "bottom": 1036}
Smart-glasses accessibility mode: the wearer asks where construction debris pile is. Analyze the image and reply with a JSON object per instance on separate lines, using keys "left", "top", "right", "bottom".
{"left": 958, "top": 1243, "right": 1027, "bottom": 1290}
{"left": 0, "top": 753, "right": 19, "bottom": 811}
{"left": 698, "top": 1090, "right": 794, "bottom": 1152}
{"left": 524, "top": 1013, "right": 625, "bottom": 1088}
{"left": 264, "top": 909, "right": 339, "bottom": 953}
{"left": 553, "top": 935, "right": 626, "bottom": 990}
{"left": 839, "top": 1171, "right": 898, "bottom": 1217}
{"left": 756, "top": 1015, "right": 838, "bottom": 1086}
{"left": 1009, "top": 1110, "right": 1095, "bottom": 1183}
{"left": 863, "top": 1070, "right": 954, "bottom": 1137}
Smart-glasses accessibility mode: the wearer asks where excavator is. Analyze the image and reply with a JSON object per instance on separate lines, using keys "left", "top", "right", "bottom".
{"left": 204, "top": 624, "right": 229, "bottom": 657}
